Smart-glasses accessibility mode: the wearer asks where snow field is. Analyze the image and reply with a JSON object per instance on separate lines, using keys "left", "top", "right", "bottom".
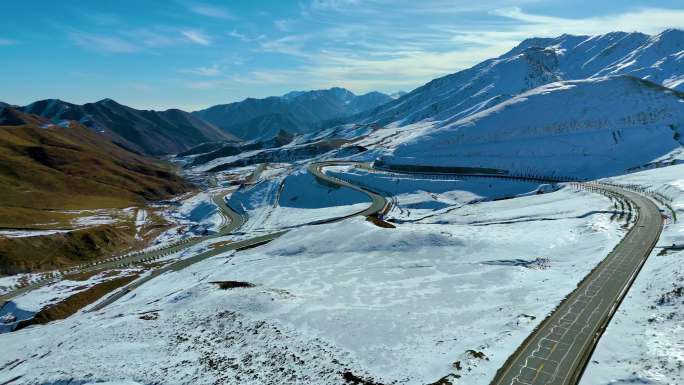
{"left": 1, "top": 182, "right": 626, "bottom": 384}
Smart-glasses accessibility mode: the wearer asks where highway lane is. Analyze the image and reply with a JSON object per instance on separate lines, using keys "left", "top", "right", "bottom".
{"left": 363, "top": 162, "right": 665, "bottom": 384}
{"left": 490, "top": 183, "right": 663, "bottom": 385}
{"left": 211, "top": 190, "right": 246, "bottom": 236}
{"left": 307, "top": 161, "right": 390, "bottom": 218}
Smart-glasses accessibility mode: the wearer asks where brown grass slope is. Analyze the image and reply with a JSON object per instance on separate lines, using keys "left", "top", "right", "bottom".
{"left": 1, "top": 225, "right": 138, "bottom": 274}
{"left": 0, "top": 123, "right": 190, "bottom": 221}
{"left": 0, "top": 120, "right": 191, "bottom": 273}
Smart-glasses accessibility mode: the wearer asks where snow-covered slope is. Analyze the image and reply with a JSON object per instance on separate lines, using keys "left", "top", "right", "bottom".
{"left": 380, "top": 76, "right": 684, "bottom": 179}
{"left": 502, "top": 31, "right": 650, "bottom": 80}
{"left": 1, "top": 181, "right": 626, "bottom": 385}
{"left": 353, "top": 46, "right": 562, "bottom": 127}
{"left": 593, "top": 29, "right": 684, "bottom": 90}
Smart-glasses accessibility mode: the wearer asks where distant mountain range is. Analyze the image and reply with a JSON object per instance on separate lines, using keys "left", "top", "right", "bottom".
{"left": 2, "top": 29, "right": 683, "bottom": 176}
{"left": 3, "top": 99, "right": 234, "bottom": 155}
{"left": 183, "top": 31, "right": 684, "bottom": 176}
{"left": 0, "top": 87, "right": 394, "bottom": 154}
{"left": 193, "top": 87, "right": 393, "bottom": 140}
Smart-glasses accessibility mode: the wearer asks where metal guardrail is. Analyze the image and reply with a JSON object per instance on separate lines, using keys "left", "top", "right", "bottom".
{"left": 597, "top": 181, "right": 677, "bottom": 222}
{"left": 370, "top": 162, "right": 582, "bottom": 183}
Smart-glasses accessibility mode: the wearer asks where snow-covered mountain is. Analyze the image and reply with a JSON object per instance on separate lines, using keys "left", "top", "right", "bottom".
{"left": 592, "top": 29, "right": 684, "bottom": 89}
{"left": 352, "top": 46, "right": 563, "bottom": 128}
{"left": 504, "top": 29, "right": 684, "bottom": 89}
{"left": 194, "top": 87, "right": 393, "bottom": 140}
{"left": 351, "top": 30, "right": 684, "bottom": 129}
{"left": 378, "top": 76, "right": 684, "bottom": 179}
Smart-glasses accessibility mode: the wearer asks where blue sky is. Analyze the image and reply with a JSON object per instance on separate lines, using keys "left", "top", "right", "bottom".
{"left": 2, "top": 0, "right": 684, "bottom": 110}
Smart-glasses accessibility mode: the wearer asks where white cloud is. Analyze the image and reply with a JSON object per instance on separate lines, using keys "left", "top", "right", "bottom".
{"left": 78, "top": 10, "right": 121, "bottom": 26}
{"left": 274, "top": 19, "right": 294, "bottom": 32}
{"left": 69, "top": 27, "right": 216, "bottom": 53}
{"left": 230, "top": 40, "right": 510, "bottom": 93}
{"left": 124, "top": 28, "right": 178, "bottom": 48}
{"left": 189, "top": 3, "right": 234, "bottom": 20}
{"left": 228, "top": 30, "right": 265, "bottom": 42}
{"left": 490, "top": 6, "right": 684, "bottom": 36}
{"left": 181, "top": 65, "right": 221, "bottom": 77}
{"left": 231, "top": 70, "right": 303, "bottom": 85}
{"left": 129, "top": 83, "right": 154, "bottom": 92}
{"left": 310, "top": 0, "right": 360, "bottom": 10}
{"left": 181, "top": 30, "right": 212, "bottom": 46}
{"left": 258, "top": 35, "right": 312, "bottom": 57}
{"left": 0, "top": 38, "right": 17, "bottom": 46}
{"left": 306, "top": 0, "right": 544, "bottom": 16}
{"left": 187, "top": 80, "right": 221, "bottom": 89}
{"left": 68, "top": 32, "right": 138, "bottom": 53}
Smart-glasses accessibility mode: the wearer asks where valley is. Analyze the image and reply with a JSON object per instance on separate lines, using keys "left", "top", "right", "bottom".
{"left": 2, "top": 23, "right": 684, "bottom": 385}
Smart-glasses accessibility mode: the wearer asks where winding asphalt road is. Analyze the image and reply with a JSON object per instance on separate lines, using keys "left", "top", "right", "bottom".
{"left": 362, "top": 164, "right": 665, "bottom": 384}
{"left": 307, "top": 161, "right": 391, "bottom": 218}
{"left": 489, "top": 183, "right": 663, "bottom": 385}
{"left": 3, "top": 160, "right": 665, "bottom": 385}
{"left": 211, "top": 190, "right": 246, "bottom": 236}
{"left": 89, "top": 161, "right": 390, "bottom": 311}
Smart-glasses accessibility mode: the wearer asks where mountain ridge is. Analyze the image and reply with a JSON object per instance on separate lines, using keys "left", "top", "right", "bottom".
{"left": 16, "top": 98, "right": 235, "bottom": 155}
{"left": 193, "top": 87, "right": 393, "bottom": 140}
{"left": 344, "top": 29, "right": 684, "bottom": 131}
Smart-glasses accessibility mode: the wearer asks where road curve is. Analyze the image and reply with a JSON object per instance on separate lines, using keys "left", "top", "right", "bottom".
{"left": 3, "top": 161, "right": 388, "bottom": 314}
{"left": 490, "top": 183, "right": 663, "bottom": 385}
{"left": 211, "top": 190, "right": 246, "bottom": 236}
{"left": 307, "top": 161, "right": 390, "bottom": 218}
{"left": 90, "top": 161, "right": 389, "bottom": 311}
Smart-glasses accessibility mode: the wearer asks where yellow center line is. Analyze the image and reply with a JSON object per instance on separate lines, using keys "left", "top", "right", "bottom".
{"left": 531, "top": 362, "right": 545, "bottom": 383}
{"left": 550, "top": 341, "right": 559, "bottom": 353}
